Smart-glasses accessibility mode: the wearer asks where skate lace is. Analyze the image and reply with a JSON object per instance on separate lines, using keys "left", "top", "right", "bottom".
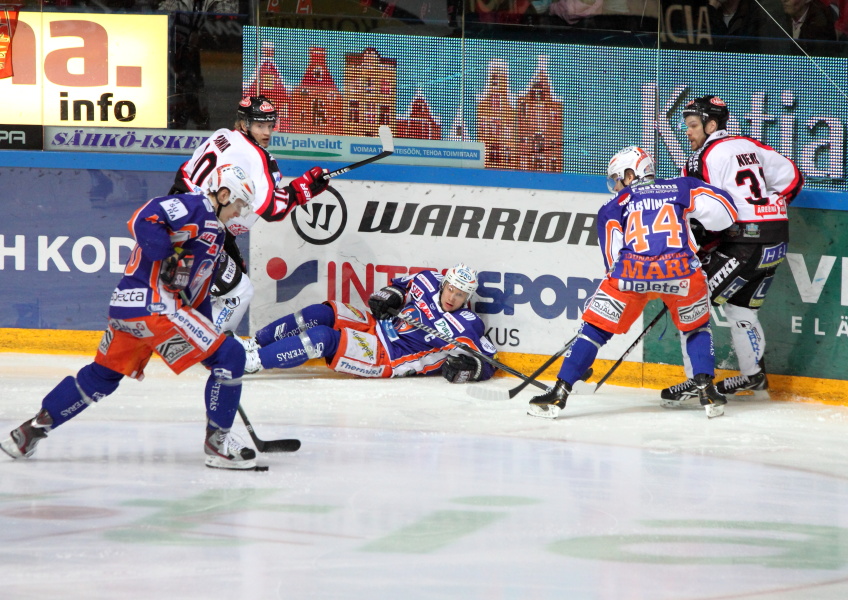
{"left": 668, "top": 379, "right": 695, "bottom": 394}
{"left": 722, "top": 374, "right": 750, "bottom": 389}
{"left": 220, "top": 431, "right": 249, "bottom": 455}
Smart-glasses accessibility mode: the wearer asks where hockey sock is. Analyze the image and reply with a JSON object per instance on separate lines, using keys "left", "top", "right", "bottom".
{"left": 254, "top": 303, "right": 335, "bottom": 347}
{"left": 43, "top": 363, "right": 124, "bottom": 428}
{"left": 257, "top": 325, "right": 340, "bottom": 370}
{"left": 724, "top": 303, "right": 765, "bottom": 376}
{"left": 202, "top": 336, "right": 246, "bottom": 430}
{"left": 679, "top": 332, "right": 694, "bottom": 379}
{"left": 557, "top": 323, "right": 612, "bottom": 385}
{"left": 683, "top": 326, "right": 715, "bottom": 378}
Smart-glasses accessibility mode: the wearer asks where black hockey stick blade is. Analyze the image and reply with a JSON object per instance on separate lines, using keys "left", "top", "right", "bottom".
{"left": 326, "top": 125, "right": 394, "bottom": 179}
{"left": 237, "top": 405, "right": 301, "bottom": 453}
{"left": 572, "top": 306, "right": 669, "bottom": 395}
{"left": 505, "top": 335, "right": 577, "bottom": 399}
{"left": 468, "top": 366, "right": 593, "bottom": 402}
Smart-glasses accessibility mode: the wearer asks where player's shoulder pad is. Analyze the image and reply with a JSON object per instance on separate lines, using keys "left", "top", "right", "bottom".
{"left": 456, "top": 309, "right": 485, "bottom": 333}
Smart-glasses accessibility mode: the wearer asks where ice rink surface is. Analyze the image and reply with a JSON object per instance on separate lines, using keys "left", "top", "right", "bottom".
{"left": 2, "top": 353, "right": 848, "bottom": 600}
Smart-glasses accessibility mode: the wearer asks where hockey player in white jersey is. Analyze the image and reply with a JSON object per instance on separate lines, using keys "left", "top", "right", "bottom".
{"left": 235, "top": 264, "right": 497, "bottom": 383}
{"left": 662, "top": 95, "right": 804, "bottom": 402}
{"left": 170, "top": 96, "right": 330, "bottom": 333}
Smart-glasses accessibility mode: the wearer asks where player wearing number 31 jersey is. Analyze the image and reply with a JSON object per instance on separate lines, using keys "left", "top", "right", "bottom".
{"left": 528, "top": 146, "right": 738, "bottom": 420}
{"left": 662, "top": 95, "right": 803, "bottom": 402}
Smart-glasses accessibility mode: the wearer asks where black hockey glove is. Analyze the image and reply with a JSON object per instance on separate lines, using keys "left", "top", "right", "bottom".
{"left": 368, "top": 285, "right": 405, "bottom": 320}
{"left": 160, "top": 247, "right": 194, "bottom": 294}
{"left": 442, "top": 354, "right": 483, "bottom": 384}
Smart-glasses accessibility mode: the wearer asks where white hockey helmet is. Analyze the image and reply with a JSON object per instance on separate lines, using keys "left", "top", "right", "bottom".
{"left": 206, "top": 164, "right": 255, "bottom": 217}
{"left": 441, "top": 263, "right": 479, "bottom": 296}
{"left": 606, "top": 146, "right": 655, "bottom": 192}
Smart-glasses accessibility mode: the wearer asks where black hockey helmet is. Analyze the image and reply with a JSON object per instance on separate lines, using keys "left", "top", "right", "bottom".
{"left": 682, "top": 95, "right": 729, "bottom": 130}
{"left": 237, "top": 95, "right": 277, "bottom": 125}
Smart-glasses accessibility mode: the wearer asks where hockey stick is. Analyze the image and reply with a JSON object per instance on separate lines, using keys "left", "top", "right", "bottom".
{"left": 325, "top": 125, "right": 394, "bottom": 179}
{"left": 503, "top": 335, "right": 577, "bottom": 399}
{"left": 237, "top": 405, "right": 301, "bottom": 453}
{"left": 573, "top": 305, "right": 669, "bottom": 395}
{"left": 389, "top": 309, "right": 548, "bottom": 392}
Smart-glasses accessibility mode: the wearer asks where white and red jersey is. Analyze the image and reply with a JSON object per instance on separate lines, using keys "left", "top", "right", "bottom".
{"left": 171, "top": 128, "right": 296, "bottom": 234}
{"left": 684, "top": 130, "right": 804, "bottom": 228}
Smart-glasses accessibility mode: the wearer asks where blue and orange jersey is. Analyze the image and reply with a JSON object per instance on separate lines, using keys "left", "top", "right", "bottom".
{"left": 376, "top": 270, "right": 497, "bottom": 380}
{"left": 599, "top": 176, "right": 738, "bottom": 281}
{"left": 110, "top": 193, "right": 225, "bottom": 319}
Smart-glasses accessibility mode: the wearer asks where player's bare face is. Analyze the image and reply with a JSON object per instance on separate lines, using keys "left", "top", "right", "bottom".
{"left": 684, "top": 116, "right": 707, "bottom": 150}
{"left": 215, "top": 188, "right": 249, "bottom": 223}
{"left": 247, "top": 122, "right": 275, "bottom": 147}
{"left": 440, "top": 284, "right": 469, "bottom": 312}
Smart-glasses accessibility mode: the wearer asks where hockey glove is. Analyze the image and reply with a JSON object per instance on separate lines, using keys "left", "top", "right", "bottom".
{"left": 368, "top": 285, "right": 405, "bottom": 320}
{"left": 288, "top": 166, "right": 330, "bottom": 206}
{"left": 442, "top": 354, "right": 483, "bottom": 384}
{"left": 160, "top": 247, "right": 194, "bottom": 294}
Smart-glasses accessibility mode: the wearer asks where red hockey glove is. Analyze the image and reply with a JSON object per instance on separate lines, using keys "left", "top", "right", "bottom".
{"left": 288, "top": 166, "right": 329, "bottom": 206}
{"left": 160, "top": 247, "right": 194, "bottom": 293}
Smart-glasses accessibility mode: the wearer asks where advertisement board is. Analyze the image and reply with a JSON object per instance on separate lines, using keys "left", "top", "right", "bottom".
{"left": 248, "top": 179, "right": 653, "bottom": 361}
{"left": 244, "top": 28, "right": 848, "bottom": 191}
{"left": 0, "top": 13, "right": 168, "bottom": 128}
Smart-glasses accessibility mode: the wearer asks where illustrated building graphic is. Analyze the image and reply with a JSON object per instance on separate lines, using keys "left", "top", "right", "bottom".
{"left": 244, "top": 41, "right": 564, "bottom": 172}
{"left": 343, "top": 47, "right": 396, "bottom": 137}
{"left": 516, "top": 56, "right": 563, "bottom": 173}
{"left": 291, "top": 47, "right": 343, "bottom": 135}
{"left": 476, "top": 60, "right": 517, "bottom": 169}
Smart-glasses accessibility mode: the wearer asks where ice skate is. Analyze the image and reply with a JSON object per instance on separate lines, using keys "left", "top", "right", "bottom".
{"left": 243, "top": 347, "right": 263, "bottom": 375}
{"left": 660, "top": 378, "right": 698, "bottom": 407}
{"left": 694, "top": 373, "right": 727, "bottom": 418}
{"left": 225, "top": 332, "right": 263, "bottom": 374}
{"left": 716, "top": 371, "right": 769, "bottom": 399}
{"left": 204, "top": 427, "right": 257, "bottom": 469}
{"left": 527, "top": 380, "right": 570, "bottom": 419}
{"left": 1, "top": 409, "right": 52, "bottom": 459}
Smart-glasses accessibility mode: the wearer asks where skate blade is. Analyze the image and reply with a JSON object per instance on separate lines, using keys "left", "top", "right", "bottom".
{"left": 660, "top": 395, "right": 698, "bottom": 409}
{"left": 0, "top": 437, "right": 24, "bottom": 459}
{"left": 204, "top": 455, "right": 259, "bottom": 470}
{"left": 526, "top": 404, "right": 561, "bottom": 419}
{"left": 704, "top": 404, "right": 725, "bottom": 418}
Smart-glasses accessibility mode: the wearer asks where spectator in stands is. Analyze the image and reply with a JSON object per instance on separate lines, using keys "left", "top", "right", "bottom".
{"left": 707, "top": 0, "right": 785, "bottom": 50}
{"left": 781, "top": 0, "right": 837, "bottom": 39}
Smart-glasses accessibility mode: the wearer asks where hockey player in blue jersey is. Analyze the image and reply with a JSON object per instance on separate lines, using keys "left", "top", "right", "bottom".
{"left": 237, "top": 264, "right": 497, "bottom": 383}
{"left": 1, "top": 165, "right": 267, "bottom": 470}
{"left": 527, "top": 146, "right": 739, "bottom": 420}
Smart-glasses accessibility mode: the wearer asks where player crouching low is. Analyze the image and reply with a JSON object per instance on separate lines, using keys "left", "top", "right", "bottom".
{"left": 1, "top": 165, "right": 265, "bottom": 470}
{"left": 235, "top": 264, "right": 497, "bottom": 383}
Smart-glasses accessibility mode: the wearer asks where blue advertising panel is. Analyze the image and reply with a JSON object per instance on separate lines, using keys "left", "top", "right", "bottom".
{"left": 0, "top": 167, "right": 174, "bottom": 330}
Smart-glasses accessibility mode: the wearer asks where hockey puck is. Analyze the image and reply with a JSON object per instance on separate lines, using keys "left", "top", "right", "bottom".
{"left": 252, "top": 465, "right": 270, "bottom": 472}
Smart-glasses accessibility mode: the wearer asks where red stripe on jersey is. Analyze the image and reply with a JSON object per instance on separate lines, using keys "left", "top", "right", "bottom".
{"left": 235, "top": 131, "right": 276, "bottom": 215}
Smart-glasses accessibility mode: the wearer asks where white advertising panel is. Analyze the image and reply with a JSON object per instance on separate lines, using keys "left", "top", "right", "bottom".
{"left": 250, "top": 179, "right": 647, "bottom": 361}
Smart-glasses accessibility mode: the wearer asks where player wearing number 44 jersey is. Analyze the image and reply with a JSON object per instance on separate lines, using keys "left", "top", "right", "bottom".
{"left": 232, "top": 264, "right": 497, "bottom": 384}
{"left": 170, "top": 96, "right": 330, "bottom": 334}
{"left": 528, "top": 147, "right": 739, "bottom": 420}
{"left": 662, "top": 96, "right": 804, "bottom": 403}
